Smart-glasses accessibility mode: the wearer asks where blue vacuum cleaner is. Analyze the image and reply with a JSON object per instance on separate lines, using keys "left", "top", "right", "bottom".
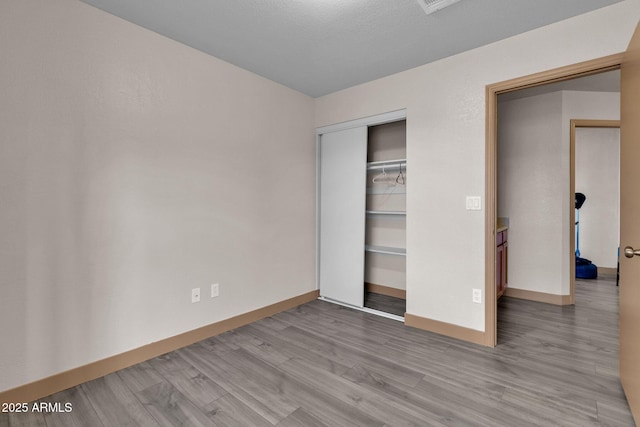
{"left": 575, "top": 192, "right": 597, "bottom": 279}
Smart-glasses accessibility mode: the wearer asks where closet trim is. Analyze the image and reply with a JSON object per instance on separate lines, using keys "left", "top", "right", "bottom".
{"left": 316, "top": 109, "right": 407, "bottom": 135}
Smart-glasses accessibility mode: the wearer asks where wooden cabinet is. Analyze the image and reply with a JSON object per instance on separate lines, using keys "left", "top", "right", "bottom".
{"left": 496, "top": 230, "right": 508, "bottom": 299}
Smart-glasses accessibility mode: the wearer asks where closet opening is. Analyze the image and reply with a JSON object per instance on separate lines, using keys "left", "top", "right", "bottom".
{"left": 364, "top": 120, "right": 407, "bottom": 317}
{"left": 316, "top": 109, "right": 407, "bottom": 321}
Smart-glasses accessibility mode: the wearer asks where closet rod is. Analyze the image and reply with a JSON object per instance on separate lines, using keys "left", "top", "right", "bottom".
{"left": 367, "top": 161, "right": 407, "bottom": 171}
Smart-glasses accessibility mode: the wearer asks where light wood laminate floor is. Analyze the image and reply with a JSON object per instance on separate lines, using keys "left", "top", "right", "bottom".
{"left": 1, "top": 275, "right": 634, "bottom": 426}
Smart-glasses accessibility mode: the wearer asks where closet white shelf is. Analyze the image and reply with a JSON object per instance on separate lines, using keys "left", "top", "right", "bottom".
{"left": 365, "top": 245, "right": 406, "bottom": 256}
{"left": 367, "top": 187, "right": 406, "bottom": 195}
{"left": 366, "top": 210, "right": 406, "bottom": 216}
{"left": 366, "top": 159, "right": 407, "bottom": 171}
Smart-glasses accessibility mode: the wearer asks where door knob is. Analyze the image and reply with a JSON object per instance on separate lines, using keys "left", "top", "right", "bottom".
{"left": 624, "top": 246, "right": 640, "bottom": 258}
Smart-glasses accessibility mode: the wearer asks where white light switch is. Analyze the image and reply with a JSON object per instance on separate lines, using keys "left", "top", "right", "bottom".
{"left": 466, "top": 196, "right": 482, "bottom": 211}
{"left": 472, "top": 288, "right": 482, "bottom": 304}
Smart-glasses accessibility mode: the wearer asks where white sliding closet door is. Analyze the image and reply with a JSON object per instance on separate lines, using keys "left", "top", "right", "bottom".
{"left": 319, "top": 126, "right": 367, "bottom": 307}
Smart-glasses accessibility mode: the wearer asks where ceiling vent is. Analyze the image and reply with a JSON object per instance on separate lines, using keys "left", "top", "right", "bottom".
{"left": 417, "top": 0, "right": 462, "bottom": 16}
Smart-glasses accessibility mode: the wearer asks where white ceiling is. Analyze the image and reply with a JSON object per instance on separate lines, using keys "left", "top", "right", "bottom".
{"left": 79, "top": 0, "right": 624, "bottom": 97}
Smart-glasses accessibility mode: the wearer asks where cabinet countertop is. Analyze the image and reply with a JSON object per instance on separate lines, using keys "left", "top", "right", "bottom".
{"left": 497, "top": 217, "right": 509, "bottom": 233}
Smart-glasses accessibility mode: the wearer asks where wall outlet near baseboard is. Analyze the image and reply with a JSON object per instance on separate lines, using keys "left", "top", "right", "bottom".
{"left": 472, "top": 288, "right": 482, "bottom": 304}
{"left": 211, "top": 283, "right": 219, "bottom": 298}
{"left": 191, "top": 288, "right": 201, "bottom": 303}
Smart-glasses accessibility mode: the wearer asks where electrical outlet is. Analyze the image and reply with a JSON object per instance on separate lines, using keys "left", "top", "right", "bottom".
{"left": 472, "top": 288, "right": 482, "bottom": 304}
{"left": 191, "top": 288, "right": 201, "bottom": 303}
{"left": 211, "top": 283, "right": 219, "bottom": 298}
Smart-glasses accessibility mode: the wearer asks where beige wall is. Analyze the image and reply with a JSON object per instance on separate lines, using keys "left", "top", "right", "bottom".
{"left": 498, "top": 91, "right": 564, "bottom": 295}
{"left": 315, "top": 1, "right": 639, "bottom": 331}
{"left": 497, "top": 91, "right": 619, "bottom": 295}
{"left": 0, "top": 0, "right": 316, "bottom": 392}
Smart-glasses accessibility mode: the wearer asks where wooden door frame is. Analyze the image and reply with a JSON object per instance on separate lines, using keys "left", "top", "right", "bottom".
{"left": 570, "top": 119, "right": 621, "bottom": 304}
{"left": 485, "top": 53, "right": 623, "bottom": 346}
